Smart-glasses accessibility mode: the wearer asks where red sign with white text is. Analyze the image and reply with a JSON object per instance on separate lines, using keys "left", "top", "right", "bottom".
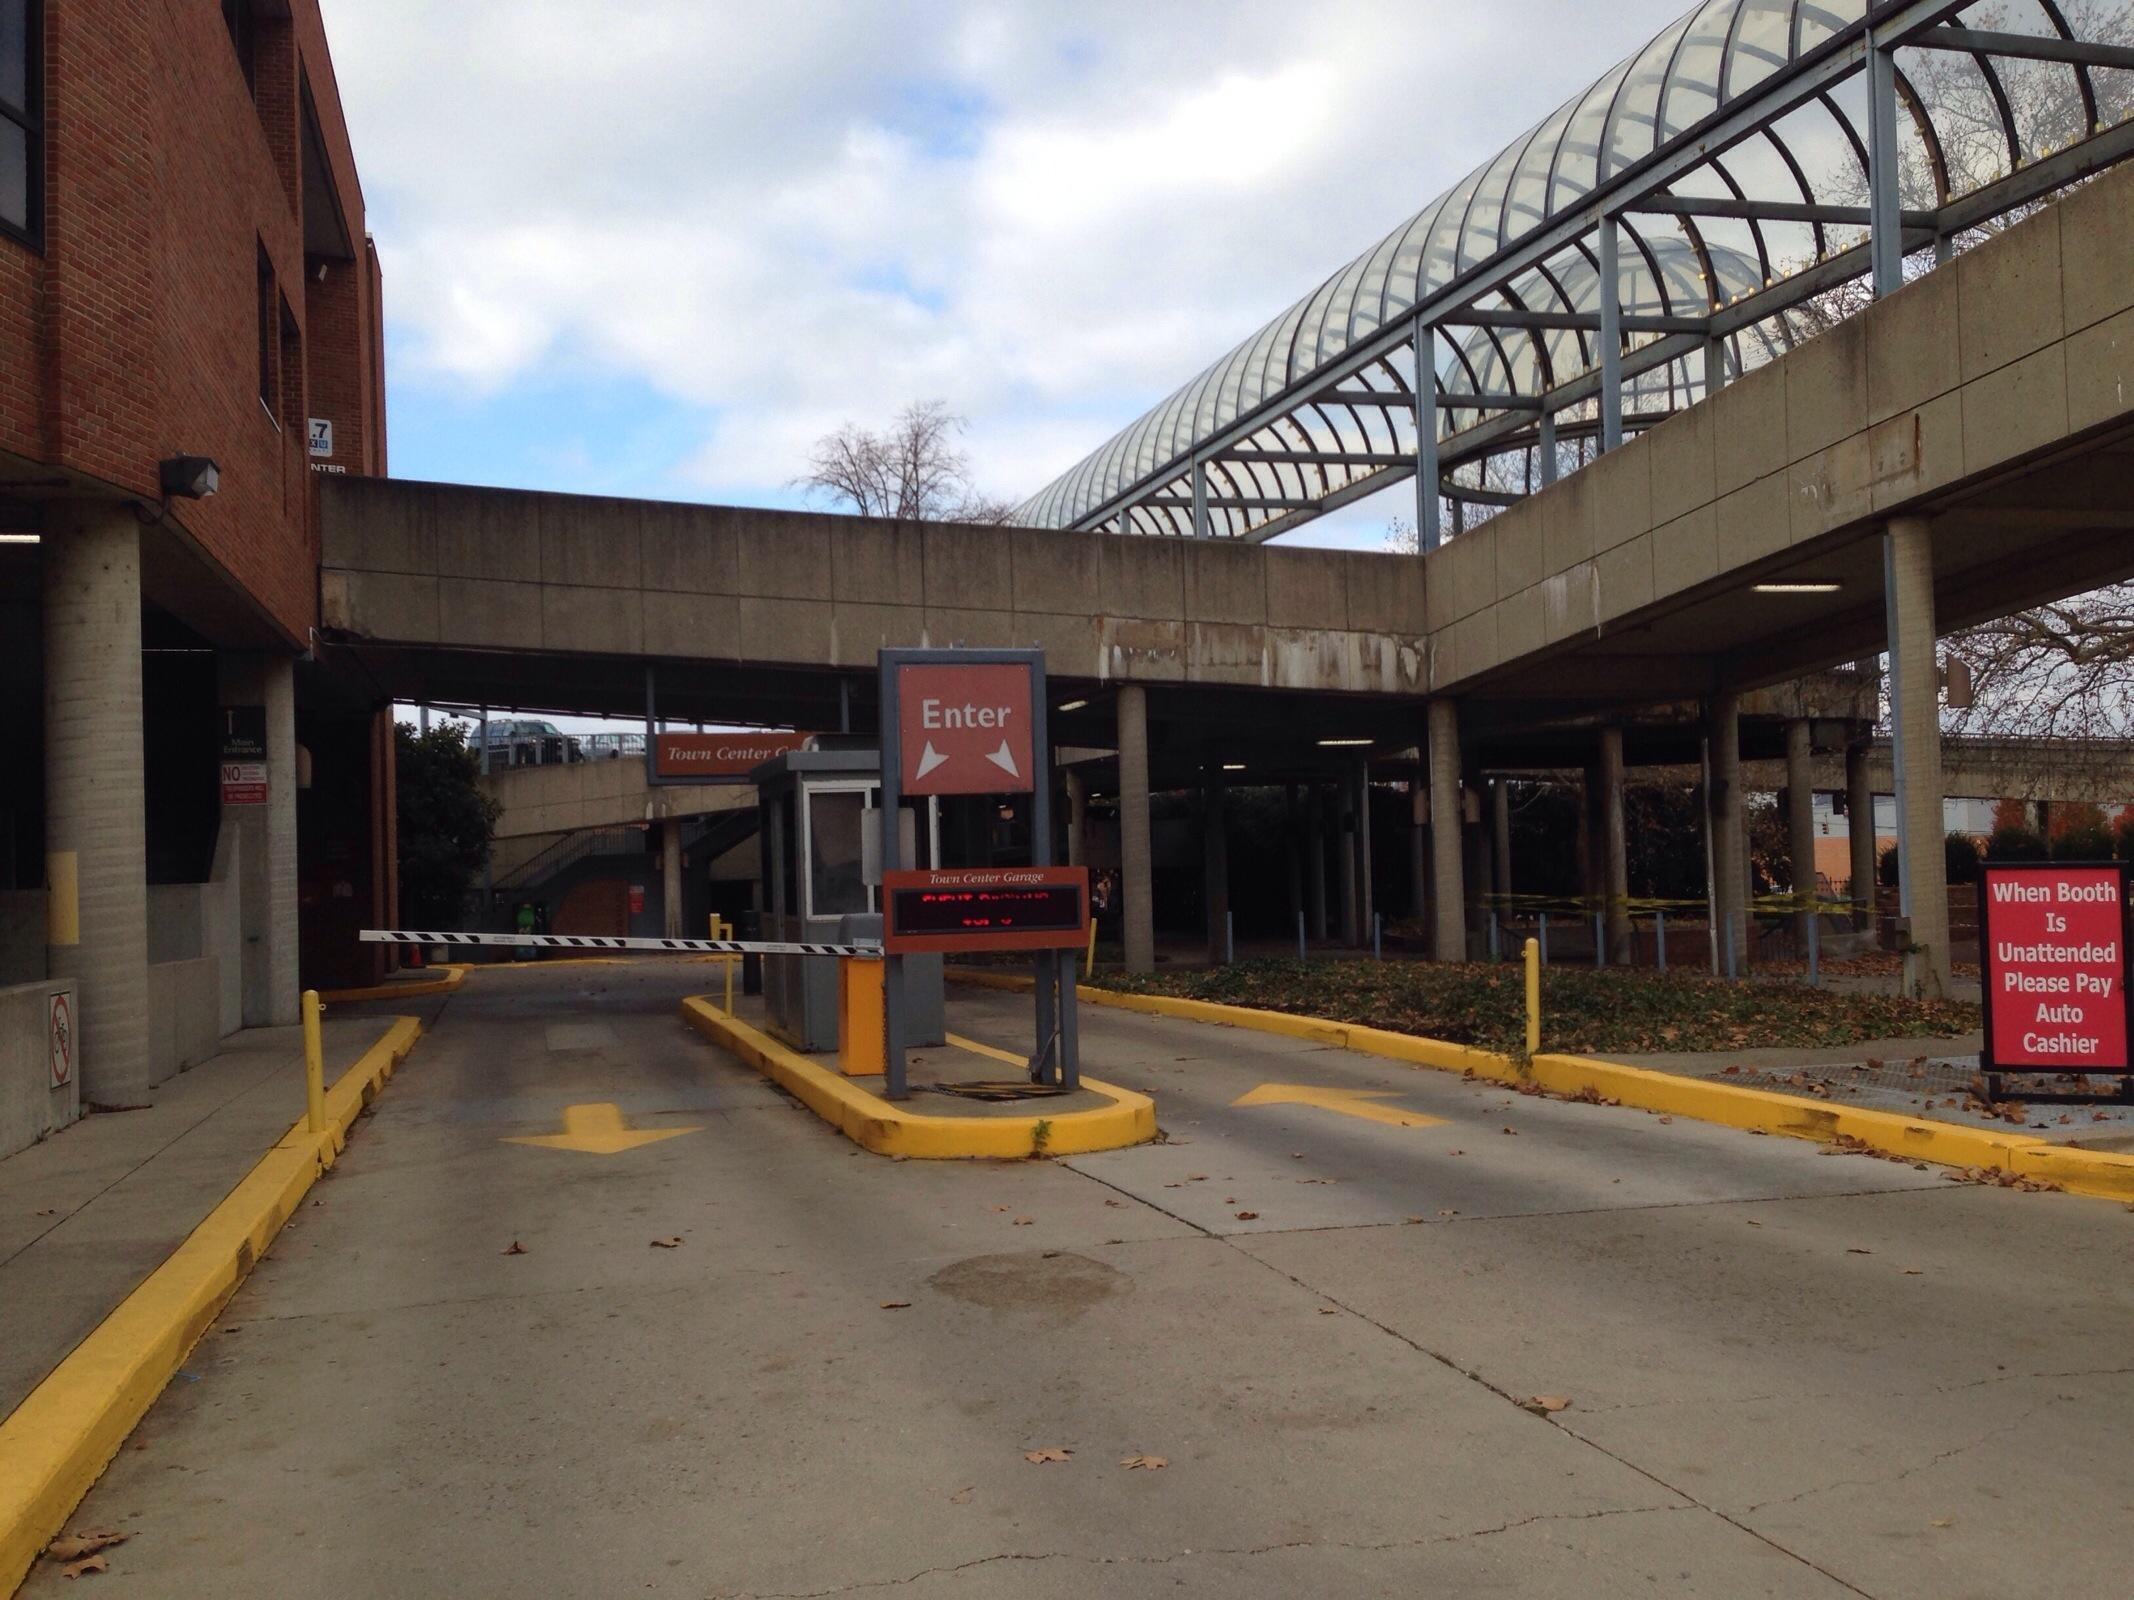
{"left": 653, "top": 731, "right": 812, "bottom": 781}
{"left": 895, "top": 662, "right": 1035, "bottom": 796}
{"left": 1979, "top": 863, "right": 2130, "bottom": 1072}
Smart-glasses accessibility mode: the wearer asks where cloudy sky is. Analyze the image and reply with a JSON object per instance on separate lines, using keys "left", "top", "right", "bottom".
{"left": 325, "top": 0, "right": 1694, "bottom": 550}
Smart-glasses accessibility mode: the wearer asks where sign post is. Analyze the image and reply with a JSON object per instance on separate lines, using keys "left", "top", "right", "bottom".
{"left": 877, "top": 648, "right": 1074, "bottom": 1099}
{"left": 1978, "top": 861, "right": 2131, "bottom": 1100}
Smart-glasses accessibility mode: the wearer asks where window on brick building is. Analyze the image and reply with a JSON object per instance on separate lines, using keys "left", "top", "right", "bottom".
{"left": 257, "top": 244, "right": 278, "bottom": 422}
{"left": 278, "top": 292, "right": 302, "bottom": 434}
{"left": 0, "top": 0, "right": 39, "bottom": 246}
{"left": 222, "top": 0, "right": 257, "bottom": 97}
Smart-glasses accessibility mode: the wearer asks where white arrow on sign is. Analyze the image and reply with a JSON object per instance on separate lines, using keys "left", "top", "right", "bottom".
{"left": 984, "top": 740, "right": 1020, "bottom": 780}
{"left": 915, "top": 742, "right": 948, "bottom": 781}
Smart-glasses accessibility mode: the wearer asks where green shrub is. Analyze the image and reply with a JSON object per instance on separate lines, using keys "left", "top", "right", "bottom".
{"left": 1985, "top": 824, "right": 2048, "bottom": 862}
{"left": 1944, "top": 833, "right": 1982, "bottom": 884}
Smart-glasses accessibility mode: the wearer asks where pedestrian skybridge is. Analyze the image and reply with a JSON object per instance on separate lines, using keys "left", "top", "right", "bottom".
{"left": 1013, "top": 0, "right": 2134, "bottom": 544}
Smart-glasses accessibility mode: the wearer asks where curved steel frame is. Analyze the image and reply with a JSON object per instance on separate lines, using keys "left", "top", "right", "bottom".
{"left": 1014, "top": 0, "right": 2134, "bottom": 544}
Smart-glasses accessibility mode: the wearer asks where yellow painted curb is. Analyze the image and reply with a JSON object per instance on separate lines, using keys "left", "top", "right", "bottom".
{"left": 680, "top": 997, "right": 1155, "bottom": 1159}
{"left": 945, "top": 969, "right": 2134, "bottom": 1204}
{"left": 0, "top": 1016, "right": 424, "bottom": 1594}
{"left": 320, "top": 963, "right": 469, "bottom": 1003}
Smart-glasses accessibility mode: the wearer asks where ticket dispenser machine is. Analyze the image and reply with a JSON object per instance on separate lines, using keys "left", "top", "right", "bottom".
{"left": 755, "top": 749, "right": 946, "bottom": 1054}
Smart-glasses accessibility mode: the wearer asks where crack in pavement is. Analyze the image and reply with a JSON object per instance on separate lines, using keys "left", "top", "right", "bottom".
{"left": 706, "top": 1501, "right": 1695, "bottom": 1597}
{"left": 1573, "top": 1364, "right": 2134, "bottom": 1418}
{"left": 1737, "top": 1395, "right": 2067, "bottom": 1514}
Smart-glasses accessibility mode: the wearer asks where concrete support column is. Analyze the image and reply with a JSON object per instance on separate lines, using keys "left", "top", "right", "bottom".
{"left": 1408, "top": 783, "right": 1428, "bottom": 923}
{"left": 662, "top": 816, "right": 684, "bottom": 938}
{"left": 44, "top": 504, "right": 150, "bottom": 1104}
{"left": 1064, "top": 768, "right": 1087, "bottom": 869}
{"left": 1354, "top": 761, "right": 1374, "bottom": 946}
{"left": 217, "top": 654, "right": 300, "bottom": 1026}
{"left": 1117, "top": 686, "right": 1155, "bottom": 973}
{"left": 1884, "top": 516, "right": 1951, "bottom": 997}
{"left": 1202, "top": 777, "right": 1229, "bottom": 963}
{"left": 1305, "top": 786, "right": 1328, "bottom": 943}
{"left": 1336, "top": 781, "right": 1359, "bottom": 945}
{"left": 1491, "top": 779, "right": 1512, "bottom": 901}
{"left": 1709, "top": 692, "right": 1746, "bottom": 977}
{"left": 1599, "top": 727, "right": 1630, "bottom": 964}
{"left": 1846, "top": 740, "right": 1876, "bottom": 932}
{"left": 1428, "top": 700, "right": 1465, "bottom": 962}
{"left": 1785, "top": 719, "right": 1817, "bottom": 956}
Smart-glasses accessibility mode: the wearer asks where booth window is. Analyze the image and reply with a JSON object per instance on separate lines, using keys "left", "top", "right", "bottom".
{"left": 0, "top": 0, "right": 39, "bottom": 247}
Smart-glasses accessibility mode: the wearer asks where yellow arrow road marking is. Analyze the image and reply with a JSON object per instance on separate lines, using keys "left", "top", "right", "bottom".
{"left": 1231, "top": 1083, "right": 1445, "bottom": 1128}
{"left": 504, "top": 1102, "right": 701, "bottom": 1155}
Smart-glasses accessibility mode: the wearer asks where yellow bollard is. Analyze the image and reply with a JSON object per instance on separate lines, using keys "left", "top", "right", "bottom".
{"left": 718, "top": 917, "right": 736, "bottom": 1016}
{"left": 1523, "top": 937, "right": 1541, "bottom": 1059}
{"left": 301, "top": 988, "right": 326, "bottom": 1137}
{"left": 1084, "top": 917, "right": 1098, "bottom": 980}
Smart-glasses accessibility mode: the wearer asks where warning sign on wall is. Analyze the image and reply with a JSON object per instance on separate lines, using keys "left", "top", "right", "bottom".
{"left": 1979, "top": 862, "right": 2131, "bottom": 1073}
{"left": 49, "top": 990, "right": 72, "bottom": 1088}
{"left": 220, "top": 761, "right": 269, "bottom": 806}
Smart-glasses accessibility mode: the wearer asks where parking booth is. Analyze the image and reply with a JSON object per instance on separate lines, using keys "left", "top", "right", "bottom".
{"left": 754, "top": 748, "right": 946, "bottom": 1054}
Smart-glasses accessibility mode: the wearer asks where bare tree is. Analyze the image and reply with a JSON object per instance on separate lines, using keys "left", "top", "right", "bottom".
{"left": 798, "top": 400, "right": 1015, "bottom": 523}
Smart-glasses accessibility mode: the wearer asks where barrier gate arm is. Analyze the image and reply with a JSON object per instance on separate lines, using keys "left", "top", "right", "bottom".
{"left": 359, "top": 930, "right": 882, "bottom": 958}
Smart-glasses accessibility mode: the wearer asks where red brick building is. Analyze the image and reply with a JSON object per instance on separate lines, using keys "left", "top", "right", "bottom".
{"left": 0, "top": 0, "right": 392, "bottom": 1142}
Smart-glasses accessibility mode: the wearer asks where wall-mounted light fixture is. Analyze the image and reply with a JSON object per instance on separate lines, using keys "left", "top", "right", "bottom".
{"left": 1057, "top": 699, "right": 1088, "bottom": 713}
{"left": 1317, "top": 737, "right": 1372, "bottom": 747}
{"left": 1751, "top": 581, "right": 1839, "bottom": 594}
{"left": 159, "top": 455, "right": 221, "bottom": 499}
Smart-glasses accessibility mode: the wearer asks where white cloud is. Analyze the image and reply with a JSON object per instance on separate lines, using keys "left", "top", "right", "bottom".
{"left": 325, "top": 0, "right": 1695, "bottom": 534}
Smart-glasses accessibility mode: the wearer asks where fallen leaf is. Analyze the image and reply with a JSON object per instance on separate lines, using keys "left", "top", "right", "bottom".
{"left": 879, "top": 1300, "right": 911, "bottom": 1310}
{"left": 1501, "top": 1126, "right": 1519, "bottom": 1136}
{"left": 1902, "top": 1269, "right": 1922, "bottom": 1276}
{"left": 1657, "top": 1116, "right": 1673, "bottom": 1125}
{"left": 949, "top": 1486, "right": 973, "bottom": 1504}
{"left": 1012, "top": 1217, "right": 1034, "bottom": 1226}
{"left": 1318, "top": 1307, "right": 1338, "bottom": 1315}
{"left": 1404, "top": 1215, "right": 1426, "bottom": 1224}
{"left": 501, "top": 1241, "right": 527, "bottom": 1256}
{"left": 61, "top": 1554, "right": 108, "bottom": 1579}
{"left": 649, "top": 1237, "right": 683, "bottom": 1249}
{"left": 1520, "top": 1395, "right": 1571, "bottom": 1415}
{"left": 1103, "top": 1199, "right": 1123, "bottom": 1207}
{"left": 1745, "top": 1220, "right": 1762, "bottom": 1227}
{"left": 1930, "top": 1517, "right": 1952, "bottom": 1528}
{"left": 46, "top": 1532, "right": 126, "bottom": 1562}
{"left": 1846, "top": 1247, "right": 1873, "bottom": 1255}
{"left": 1118, "top": 1453, "right": 1168, "bottom": 1471}
{"left": 1187, "top": 1173, "right": 1209, "bottom": 1182}
{"left": 1448, "top": 1148, "right": 1464, "bottom": 1156}
{"left": 1022, "top": 1447, "right": 1072, "bottom": 1464}
{"left": 1234, "top": 1211, "right": 1259, "bottom": 1221}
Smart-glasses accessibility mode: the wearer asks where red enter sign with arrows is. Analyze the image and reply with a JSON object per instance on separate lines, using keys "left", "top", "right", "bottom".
{"left": 896, "top": 661, "right": 1035, "bottom": 796}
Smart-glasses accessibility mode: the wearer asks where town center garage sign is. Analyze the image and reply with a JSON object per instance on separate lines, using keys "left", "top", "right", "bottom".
{"left": 1979, "top": 862, "right": 2131, "bottom": 1091}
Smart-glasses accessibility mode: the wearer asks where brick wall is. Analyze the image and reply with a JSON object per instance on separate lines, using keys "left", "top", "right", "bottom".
{"left": 0, "top": 0, "right": 381, "bottom": 645}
